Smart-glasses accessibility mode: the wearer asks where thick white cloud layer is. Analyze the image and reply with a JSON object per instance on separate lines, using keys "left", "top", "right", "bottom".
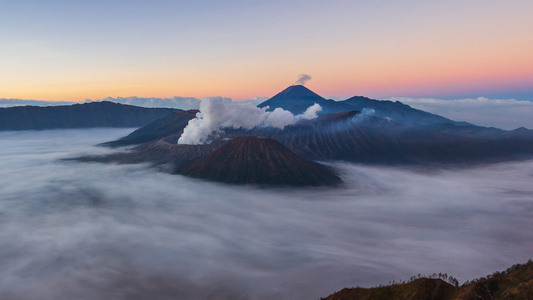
{"left": 392, "top": 97, "right": 533, "bottom": 130}
{"left": 178, "top": 97, "right": 322, "bottom": 144}
{"left": 1, "top": 129, "right": 532, "bottom": 299}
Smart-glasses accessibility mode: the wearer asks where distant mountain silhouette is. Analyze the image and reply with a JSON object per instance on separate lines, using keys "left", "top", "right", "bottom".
{"left": 257, "top": 85, "right": 329, "bottom": 114}
{"left": 341, "top": 96, "right": 461, "bottom": 126}
{"left": 257, "top": 85, "right": 461, "bottom": 126}
{"left": 103, "top": 86, "right": 471, "bottom": 148}
{"left": 0, "top": 101, "right": 177, "bottom": 130}
{"left": 181, "top": 136, "right": 341, "bottom": 186}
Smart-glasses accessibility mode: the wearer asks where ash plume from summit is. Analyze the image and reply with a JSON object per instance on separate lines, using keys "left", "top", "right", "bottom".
{"left": 177, "top": 97, "right": 321, "bottom": 145}
{"left": 293, "top": 74, "right": 312, "bottom": 86}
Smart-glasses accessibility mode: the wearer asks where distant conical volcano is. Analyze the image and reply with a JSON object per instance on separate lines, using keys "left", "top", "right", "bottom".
{"left": 257, "top": 85, "right": 327, "bottom": 114}
{"left": 181, "top": 136, "right": 341, "bottom": 186}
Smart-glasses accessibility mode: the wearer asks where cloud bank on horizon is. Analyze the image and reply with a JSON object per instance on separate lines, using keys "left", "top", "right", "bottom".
{"left": 178, "top": 97, "right": 322, "bottom": 145}
{"left": 0, "top": 99, "right": 76, "bottom": 107}
{"left": 96, "top": 96, "right": 201, "bottom": 110}
{"left": 393, "top": 97, "right": 533, "bottom": 130}
{"left": 3, "top": 93, "right": 532, "bottom": 130}
{"left": 0, "top": 97, "right": 201, "bottom": 110}
{"left": 0, "top": 96, "right": 269, "bottom": 111}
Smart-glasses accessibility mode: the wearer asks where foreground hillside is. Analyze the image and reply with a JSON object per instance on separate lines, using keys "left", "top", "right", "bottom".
{"left": 0, "top": 101, "right": 176, "bottom": 130}
{"left": 322, "top": 259, "right": 533, "bottom": 300}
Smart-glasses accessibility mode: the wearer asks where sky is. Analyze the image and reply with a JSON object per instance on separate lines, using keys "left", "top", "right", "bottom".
{"left": 1, "top": 0, "right": 532, "bottom": 101}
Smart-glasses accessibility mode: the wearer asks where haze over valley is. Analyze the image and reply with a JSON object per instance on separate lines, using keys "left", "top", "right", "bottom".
{"left": 1, "top": 128, "right": 532, "bottom": 299}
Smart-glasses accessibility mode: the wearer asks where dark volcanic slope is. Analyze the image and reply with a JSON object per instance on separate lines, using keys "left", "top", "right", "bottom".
{"left": 257, "top": 85, "right": 330, "bottom": 114}
{"left": 101, "top": 110, "right": 198, "bottom": 147}
{"left": 342, "top": 96, "right": 459, "bottom": 126}
{"left": 322, "top": 259, "right": 533, "bottom": 300}
{"left": 181, "top": 136, "right": 341, "bottom": 186}
{"left": 93, "top": 111, "right": 533, "bottom": 171}
{"left": 92, "top": 84, "right": 533, "bottom": 169}
{"left": 222, "top": 111, "right": 533, "bottom": 165}
{"left": 92, "top": 108, "right": 533, "bottom": 171}
{"left": 0, "top": 101, "right": 176, "bottom": 131}
{"left": 78, "top": 139, "right": 225, "bottom": 173}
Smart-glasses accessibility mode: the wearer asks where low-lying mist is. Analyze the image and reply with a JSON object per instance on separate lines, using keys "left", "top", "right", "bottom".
{"left": 1, "top": 129, "right": 532, "bottom": 299}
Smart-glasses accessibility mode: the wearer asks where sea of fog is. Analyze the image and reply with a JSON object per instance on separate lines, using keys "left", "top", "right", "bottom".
{"left": 1, "top": 128, "right": 532, "bottom": 300}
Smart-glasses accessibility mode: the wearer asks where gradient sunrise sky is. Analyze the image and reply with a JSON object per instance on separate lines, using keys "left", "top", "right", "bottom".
{"left": 1, "top": 0, "right": 532, "bottom": 101}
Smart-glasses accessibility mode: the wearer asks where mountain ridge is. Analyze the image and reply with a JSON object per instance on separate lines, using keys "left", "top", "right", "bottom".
{"left": 257, "top": 85, "right": 465, "bottom": 126}
{"left": 0, "top": 101, "right": 178, "bottom": 130}
{"left": 83, "top": 85, "right": 533, "bottom": 184}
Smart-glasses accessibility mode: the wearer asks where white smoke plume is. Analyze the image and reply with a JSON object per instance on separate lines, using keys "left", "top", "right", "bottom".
{"left": 178, "top": 97, "right": 321, "bottom": 145}
{"left": 293, "top": 74, "right": 312, "bottom": 86}
{"left": 359, "top": 108, "right": 375, "bottom": 118}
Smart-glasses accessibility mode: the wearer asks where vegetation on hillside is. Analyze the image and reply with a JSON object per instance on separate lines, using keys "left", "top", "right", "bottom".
{"left": 322, "top": 259, "right": 533, "bottom": 300}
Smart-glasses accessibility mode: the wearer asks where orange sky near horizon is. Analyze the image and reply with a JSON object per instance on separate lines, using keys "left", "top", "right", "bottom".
{"left": 1, "top": 0, "right": 532, "bottom": 102}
